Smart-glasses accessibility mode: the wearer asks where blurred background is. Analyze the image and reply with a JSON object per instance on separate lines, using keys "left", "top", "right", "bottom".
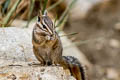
{"left": 0, "top": 0, "right": 120, "bottom": 80}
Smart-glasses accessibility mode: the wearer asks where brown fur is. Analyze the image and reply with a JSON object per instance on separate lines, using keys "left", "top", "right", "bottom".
{"left": 32, "top": 12, "right": 86, "bottom": 80}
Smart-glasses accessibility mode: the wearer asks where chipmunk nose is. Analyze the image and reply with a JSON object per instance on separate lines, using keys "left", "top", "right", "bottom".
{"left": 46, "top": 60, "right": 52, "bottom": 66}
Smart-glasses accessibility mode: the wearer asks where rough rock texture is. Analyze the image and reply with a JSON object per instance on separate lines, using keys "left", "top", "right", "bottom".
{"left": 0, "top": 27, "right": 91, "bottom": 80}
{"left": 0, "top": 63, "right": 75, "bottom": 80}
{"left": 0, "top": 27, "right": 36, "bottom": 62}
{"left": 0, "top": 27, "right": 90, "bottom": 65}
{"left": 0, "top": 27, "right": 77, "bottom": 80}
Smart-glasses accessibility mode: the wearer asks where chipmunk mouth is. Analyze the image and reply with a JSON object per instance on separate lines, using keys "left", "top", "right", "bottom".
{"left": 45, "top": 34, "right": 55, "bottom": 40}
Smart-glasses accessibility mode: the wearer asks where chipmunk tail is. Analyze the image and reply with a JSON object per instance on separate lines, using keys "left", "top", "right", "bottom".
{"left": 62, "top": 56, "right": 86, "bottom": 80}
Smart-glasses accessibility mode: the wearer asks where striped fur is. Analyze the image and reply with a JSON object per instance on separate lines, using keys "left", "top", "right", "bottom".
{"left": 32, "top": 11, "right": 87, "bottom": 80}
{"left": 62, "top": 56, "right": 86, "bottom": 80}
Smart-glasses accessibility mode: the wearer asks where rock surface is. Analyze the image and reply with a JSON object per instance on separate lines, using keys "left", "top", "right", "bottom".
{"left": 0, "top": 63, "right": 75, "bottom": 80}
{"left": 0, "top": 27, "right": 77, "bottom": 80}
{"left": 0, "top": 27, "right": 90, "bottom": 65}
{"left": 0, "top": 27, "right": 35, "bottom": 62}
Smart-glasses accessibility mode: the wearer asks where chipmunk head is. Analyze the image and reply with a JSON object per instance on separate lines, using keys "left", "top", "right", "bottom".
{"left": 35, "top": 10, "right": 55, "bottom": 38}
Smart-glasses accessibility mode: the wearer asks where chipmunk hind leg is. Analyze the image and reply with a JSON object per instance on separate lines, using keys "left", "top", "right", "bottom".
{"left": 33, "top": 46, "right": 45, "bottom": 65}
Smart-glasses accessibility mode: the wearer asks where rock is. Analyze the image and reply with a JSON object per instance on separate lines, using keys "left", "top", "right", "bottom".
{"left": 0, "top": 26, "right": 92, "bottom": 79}
{"left": 0, "top": 27, "right": 36, "bottom": 62}
{"left": 0, "top": 27, "right": 77, "bottom": 80}
{"left": 0, "top": 27, "right": 91, "bottom": 80}
{"left": 0, "top": 64, "right": 75, "bottom": 80}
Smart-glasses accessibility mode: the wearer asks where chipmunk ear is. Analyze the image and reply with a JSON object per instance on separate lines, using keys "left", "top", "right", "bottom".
{"left": 43, "top": 10, "right": 48, "bottom": 16}
{"left": 38, "top": 11, "right": 42, "bottom": 22}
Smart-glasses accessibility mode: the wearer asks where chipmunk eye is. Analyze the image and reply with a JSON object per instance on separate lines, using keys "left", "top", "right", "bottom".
{"left": 43, "top": 24, "right": 47, "bottom": 29}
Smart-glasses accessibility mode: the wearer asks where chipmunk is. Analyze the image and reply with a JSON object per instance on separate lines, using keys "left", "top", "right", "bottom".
{"left": 32, "top": 10, "right": 86, "bottom": 80}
